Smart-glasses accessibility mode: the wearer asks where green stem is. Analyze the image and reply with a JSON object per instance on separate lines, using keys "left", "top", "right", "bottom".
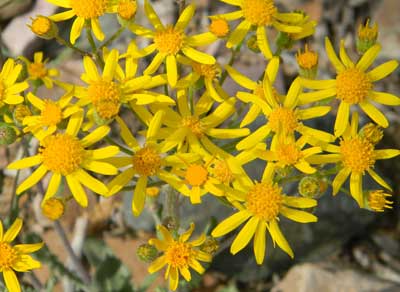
{"left": 105, "top": 136, "right": 134, "bottom": 155}
{"left": 86, "top": 24, "right": 104, "bottom": 68}
{"left": 99, "top": 26, "right": 125, "bottom": 51}
{"left": 55, "top": 36, "right": 87, "bottom": 56}
{"left": 220, "top": 41, "right": 244, "bottom": 85}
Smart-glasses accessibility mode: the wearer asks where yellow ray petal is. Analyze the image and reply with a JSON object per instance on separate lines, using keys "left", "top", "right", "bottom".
{"left": 211, "top": 210, "right": 251, "bottom": 237}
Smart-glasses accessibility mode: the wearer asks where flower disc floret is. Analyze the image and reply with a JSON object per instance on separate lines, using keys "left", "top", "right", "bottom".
{"left": 182, "top": 116, "right": 204, "bottom": 137}
{"left": 185, "top": 164, "right": 208, "bottom": 186}
{"left": 132, "top": 146, "right": 162, "bottom": 176}
{"left": 28, "top": 63, "right": 48, "bottom": 79}
{"left": 268, "top": 107, "right": 298, "bottom": 133}
{"left": 192, "top": 63, "right": 218, "bottom": 80}
{"left": 246, "top": 182, "right": 283, "bottom": 221}
{"left": 296, "top": 45, "right": 318, "bottom": 69}
{"left": 165, "top": 242, "right": 192, "bottom": 268}
{"left": 153, "top": 26, "right": 184, "bottom": 55}
{"left": 213, "top": 161, "right": 234, "bottom": 184}
{"left": 336, "top": 68, "right": 372, "bottom": 104}
{"left": 70, "top": 0, "right": 108, "bottom": 19}
{"left": 277, "top": 144, "right": 303, "bottom": 165}
{"left": 118, "top": 1, "right": 137, "bottom": 20}
{"left": 340, "top": 137, "right": 375, "bottom": 173}
{"left": 0, "top": 242, "right": 18, "bottom": 269}
{"left": 40, "top": 134, "right": 84, "bottom": 175}
{"left": 241, "top": 0, "right": 277, "bottom": 26}
{"left": 88, "top": 79, "right": 121, "bottom": 119}
{"left": 31, "top": 16, "right": 51, "bottom": 35}
{"left": 41, "top": 100, "right": 63, "bottom": 126}
{"left": 209, "top": 18, "right": 229, "bottom": 37}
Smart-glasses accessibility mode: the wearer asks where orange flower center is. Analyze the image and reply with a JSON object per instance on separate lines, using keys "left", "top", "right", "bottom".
{"left": 212, "top": 160, "right": 234, "bottom": 184}
{"left": 336, "top": 68, "right": 372, "bottom": 104}
{"left": 118, "top": 0, "right": 137, "bottom": 20}
{"left": 268, "top": 107, "right": 298, "bottom": 134}
{"left": 209, "top": 18, "right": 230, "bottom": 37}
{"left": 368, "top": 190, "right": 392, "bottom": 212}
{"left": 192, "top": 62, "right": 219, "bottom": 80}
{"left": 132, "top": 146, "right": 162, "bottom": 176}
{"left": 0, "top": 242, "right": 18, "bottom": 269}
{"left": 40, "top": 133, "right": 84, "bottom": 175}
{"left": 340, "top": 137, "right": 375, "bottom": 173}
{"left": 185, "top": 164, "right": 208, "bottom": 187}
{"left": 246, "top": 182, "right": 283, "bottom": 221}
{"left": 241, "top": 0, "right": 277, "bottom": 26}
{"left": 70, "top": 0, "right": 108, "bottom": 19}
{"left": 182, "top": 116, "right": 204, "bottom": 137}
{"left": 31, "top": 16, "right": 51, "bottom": 35}
{"left": 28, "top": 63, "right": 48, "bottom": 79}
{"left": 41, "top": 100, "right": 63, "bottom": 126}
{"left": 296, "top": 45, "right": 318, "bottom": 69}
{"left": 88, "top": 79, "right": 121, "bottom": 120}
{"left": 153, "top": 26, "right": 184, "bottom": 55}
{"left": 165, "top": 242, "right": 192, "bottom": 268}
{"left": 276, "top": 143, "right": 303, "bottom": 166}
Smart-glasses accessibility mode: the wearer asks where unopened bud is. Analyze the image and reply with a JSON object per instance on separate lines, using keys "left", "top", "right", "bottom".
{"left": 200, "top": 237, "right": 219, "bottom": 255}
{"left": 296, "top": 44, "right": 318, "bottom": 79}
{"left": 0, "top": 123, "right": 17, "bottom": 145}
{"left": 137, "top": 244, "right": 158, "bottom": 263}
{"left": 209, "top": 17, "right": 230, "bottom": 38}
{"left": 41, "top": 198, "right": 65, "bottom": 220}
{"left": 29, "top": 15, "right": 58, "bottom": 40}
{"left": 357, "top": 19, "right": 378, "bottom": 54}
{"left": 360, "top": 123, "right": 383, "bottom": 145}
{"left": 13, "top": 104, "right": 32, "bottom": 125}
{"left": 118, "top": 0, "right": 137, "bottom": 25}
{"left": 146, "top": 187, "right": 160, "bottom": 198}
{"left": 298, "top": 176, "right": 325, "bottom": 199}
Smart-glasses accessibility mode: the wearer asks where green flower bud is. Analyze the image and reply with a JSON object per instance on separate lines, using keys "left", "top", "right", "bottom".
{"left": 0, "top": 123, "right": 17, "bottom": 145}
{"left": 136, "top": 244, "right": 158, "bottom": 263}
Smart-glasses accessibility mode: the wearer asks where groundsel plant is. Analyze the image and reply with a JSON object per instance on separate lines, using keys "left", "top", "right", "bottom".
{"left": 0, "top": 0, "right": 398, "bottom": 291}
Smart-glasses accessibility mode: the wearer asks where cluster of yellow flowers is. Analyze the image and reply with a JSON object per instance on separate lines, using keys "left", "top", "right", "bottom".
{"left": 0, "top": 0, "right": 399, "bottom": 291}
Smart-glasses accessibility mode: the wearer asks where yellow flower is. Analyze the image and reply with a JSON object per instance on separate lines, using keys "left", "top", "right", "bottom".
{"left": 0, "top": 59, "right": 29, "bottom": 108}
{"left": 47, "top": 0, "right": 118, "bottom": 44}
{"left": 208, "top": 17, "right": 230, "bottom": 38}
{"left": 128, "top": 0, "right": 217, "bottom": 86}
{"left": 299, "top": 38, "right": 400, "bottom": 137}
{"left": 148, "top": 223, "right": 212, "bottom": 291}
{"left": 256, "top": 134, "right": 322, "bottom": 174}
{"left": 367, "top": 190, "right": 392, "bottom": 212}
{"left": 216, "top": 0, "right": 305, "bottom": 58}
{"left": 232, "top": 74, "right": 334, "bottom": 150}
{"left": 41, "top": 198, "right": 65, "bottom": 220}
{"left": 106, "top": 111, "right": 192, "bottom": 216}
{"left": 0, "top": 218, "right": 43, "bottom": 292}
{"left": 307, "top": 113, "right": 400, "bottom": 207}
{"left": 76, "top": 47, "right": 173, "bottom": 128}
{"left": 7, "top": 111, "right": 119, "bottom": 207}
{"left": 19, "top": 52, "right": 59, "bottom": 88}
{"left": 117, "top": 0, "right": 137, "bottom": 21}
{"left": 211, "top": 170, "right": 317, "bottom": 265}
{"left": 296, "top": 44, "right": 318, "bottom": 79}
{"left": 152, "top": 89, "right": 249, "bottom": 155}
{"left": 177, "top": 55, "right": 227, "bottom": 102}
{"left": 22, "top": 91, "right": 81, "bottom": 139}
{"left": 357, "top": 19, "right": 378, "bottom": 53}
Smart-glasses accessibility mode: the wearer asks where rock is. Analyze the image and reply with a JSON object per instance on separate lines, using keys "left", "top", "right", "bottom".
{"left": 271, "top": 262, "right": 400, "bottom": 292}
{"left": 2, "top": 0, "right": 57, "bottom": 56}
{"left": 0, "top": 0, "right": 32, "bottom": 21}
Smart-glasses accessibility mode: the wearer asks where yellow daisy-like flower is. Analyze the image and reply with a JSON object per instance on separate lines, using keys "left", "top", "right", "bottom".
{"left": 211, "top": 170, "right": 317, "bottom": 265}
{"left": 148, "top": 223, "right": 212, "bottom": 291}
{"left": 128, "top": 0, "right": 217, "bottom": 86}
{"left": 256, "top": 134, "right": 322, "bottom": 175}
{"left": 308, "top": 113, "right": 400, "bottom": 207}
{"left": 47, "top": 0, "right": 118, "bottom": 44}
{"left": 367, "top": 190, "right": 392, "bottom": 212}
{"left": 22, "top": 91, "right": 81, "bottom": 139}
{"left": 19, "top": 52, "right": 59, "bottom": 88}
{"left": 0, "top": 59, "right": 29, "bottom": 108}
{"left": 106, "top": 111, "right": 198, "bottom": 216}
{"left": 7, "top": 111, "right": 119, "bottom": 207}
{"left": 177, "top": 55, "right": 227, "bottom": 102}
{"left": 0, "top": 218, "right": 43, "bottom": 292}
{"left": 217, "top": 0, "right": 304, "bottom": 58}
{"left": 235, "top": 76, "right": 334, "bottom": 150}
{"left": 76, "top": 47, "right": 173, "bottom": 128}
{"left": 152, "top": 89, "right": 249, "bottom": 156}
{"left": 299, "top": 38, "right": 400, "bottom": 137}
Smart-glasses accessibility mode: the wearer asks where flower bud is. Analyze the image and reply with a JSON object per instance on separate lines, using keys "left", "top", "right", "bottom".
{"left": 137, "top": 244, "right": 158, "bottom": 263}
{"left": 41, "top": 198, "right": 65, "bottom": 220}
{"left": 360, "top": 123, "right": 383, "bottom": 145}
{"left": 200, "top": 237, "right": 219, "bottom": 255}
{"left": 357, "top": 19, "right": 378, "bottom": 54}
{"left": 117, "top": 0, "right": 137, "bottom": 26}
{"left": 146, "top": 187, "right": 160, "bottom": 198}
{"left": 209, "top": 17, "right": 230, "bottom": 38}
{"left": 247, "top": 35, "right": 260, "bottom": 53}
{"left": 367, "top": 190, "right": 392, "bottom": 212}
{"left": 0, "top": 123, "right": 17, "bottom": 145}
{"left": 13, "top": 104, "right": 32, "bottom": 125}
{"left": 296, "top": 44, "right": 318, "bottom": 79}
{"left": 29, "top": 15, "right": 58, "bottom": 40}
{"left": 298, "top": 176, "right": 325, "bottom": 199}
